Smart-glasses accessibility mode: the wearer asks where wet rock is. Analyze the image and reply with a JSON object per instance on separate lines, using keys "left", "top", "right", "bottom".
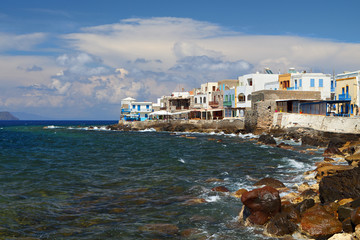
{"left": 338, "top": 205, "right": 354, "bottom": 222}
{"left": 253, "top": 177, "right": 286, "bottom": 189}
{"left": 180, "top": 228, "right": 205, "bottom": 238}
{"left": 205, "top": 178, "right": 224, "bottom": 183}
{"left": 233, "top": 188, "right": 248, "bottom": 198}
{"left": 277, "top": 142, "right": 294, "bottom": 150}
{"left": 324, "top": 202, "right": 340, "bottom": 217}
{"left": 345, "top": 153, "right": 360, "bottom": 166}
{"left": 241, "top": 186, "right": 281, "bottom": 225}
{"left": 301, "top": 135, "right": 328, "bottom": 147}
{"left": 323, "top": 146, "right": 344, "bottom": 157}
{"left": 319, "top": 167, "right": 360, "bottom": 203}
{"left": 300, "top": 204, "right": 342, "bottom": 239}
{"left": 281, "top": 204, "right": 301, "bottom": 223}
{"left": 183, "top": 198, "right": 207, "bottom": 205}
{"left": 264, "top": 212, "right": 298, "bottom": 237}
{"left": 316, "top": 165, "right": 354, "bottom": 181}
{"left": 300, "top": 189, "right": 318, "bottom": 199}
{"left": 328, "top": 137, "right": 347, "bottom": 149}
{"left": 211, "top": 186, "right": 229, "bottom": 192}
{"left": 139, "top": 223, "right": 179, "bottom": 236}
{"left": 342, "top": 217, "right": 354, "bottom": 233}
{"left": 339, "top": 198, "right": 354, "bottom": 206}
{"left": 295, "top": 199, "right": 315, "bottom": 215}
{"left": 351, "top": 207, "right": 360, "bottom": 226}
{"left": 258, "top": 134, "right": 276, "bottom": 145}
{"left": 324, "top": 157, "right": 336, "bottom": 162}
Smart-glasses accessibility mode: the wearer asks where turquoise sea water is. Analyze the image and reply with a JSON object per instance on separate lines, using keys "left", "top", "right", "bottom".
{"left": 0, "top": 121, "right": 323, "bottom": 239}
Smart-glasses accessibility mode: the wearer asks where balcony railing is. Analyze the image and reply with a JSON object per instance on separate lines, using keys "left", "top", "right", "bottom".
{"left": 121, "top": 109, "right": 131, "bottom": 113}
{"left": 223, "top": 101, "right": 232, "bottom": 107}
{"left": 209, "top": 101, "right": 219, "bottom": 107}
{"left": 338, "top": 93, "right": 351, "bottom": 101}
{"left": 287, "top": 86, "right": 299, "bottom": 90}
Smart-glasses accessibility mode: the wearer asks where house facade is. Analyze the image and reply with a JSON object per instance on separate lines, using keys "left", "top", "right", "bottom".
{"left": 335, "top": 70, "right": 360, "bottom": 115}
{"left": 120, "top": 97, "right": 153, "bottom": 121}
{"left": 279, "top": 70, "right": 332, "bottom": 100}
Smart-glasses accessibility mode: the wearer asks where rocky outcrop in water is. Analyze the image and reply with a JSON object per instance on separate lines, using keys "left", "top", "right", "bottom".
{"left": 241, "top": 186, "right": 281, "bottom": 225}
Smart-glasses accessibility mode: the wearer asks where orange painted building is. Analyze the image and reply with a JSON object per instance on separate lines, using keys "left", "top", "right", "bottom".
{"left": 279, "top": 73, "right": 291, "bottom": 90}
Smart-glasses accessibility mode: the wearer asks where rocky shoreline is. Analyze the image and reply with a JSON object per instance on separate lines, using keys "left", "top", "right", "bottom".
{"left": 108, "top": 120, "right": 360, "bottom": 239}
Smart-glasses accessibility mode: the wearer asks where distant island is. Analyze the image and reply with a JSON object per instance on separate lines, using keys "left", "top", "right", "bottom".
{"left": 0, "top": 111, "right": 19, "bottom": 120}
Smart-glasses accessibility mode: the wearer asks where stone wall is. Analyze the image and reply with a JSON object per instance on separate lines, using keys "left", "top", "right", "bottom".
{"left": 273, "top": 112, "right": 360, "bottom": 134}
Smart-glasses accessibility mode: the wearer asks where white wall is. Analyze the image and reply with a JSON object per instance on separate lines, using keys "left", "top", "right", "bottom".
{"left": 291, "top": 73, "right": 331, "bottom": 100}
{"left": 273, "top": 112, "right": 360, "bottom": 133}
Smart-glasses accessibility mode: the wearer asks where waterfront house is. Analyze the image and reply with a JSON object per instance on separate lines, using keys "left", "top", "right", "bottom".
{"left": 335, "top": 70, "right": 360, "bottom": 116}
{"left": 279, "top": 69, "right": 332, "bottom": 100}
{"left": 120, "top": 97, "right": 153, "bottom": 121}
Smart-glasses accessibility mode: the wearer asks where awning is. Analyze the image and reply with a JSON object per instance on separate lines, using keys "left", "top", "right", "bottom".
{"left": 149, "top": 110, "right": 172, "bottom": 116}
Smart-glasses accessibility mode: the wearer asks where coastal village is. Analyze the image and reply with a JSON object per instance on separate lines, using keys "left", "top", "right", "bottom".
{"left": 114, "top": 69, "right": 360, "bottom": 239}
{"left": 119, "top": 68, "right": 360, "bottom": 135}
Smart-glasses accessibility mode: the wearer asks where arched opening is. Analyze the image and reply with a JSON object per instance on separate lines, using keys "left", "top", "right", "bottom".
{"left": 238, "top": 93, "right": 245, "bottom": 102}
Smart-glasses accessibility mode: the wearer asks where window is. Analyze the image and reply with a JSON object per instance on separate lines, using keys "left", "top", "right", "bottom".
{"left": 294, "top": 80, "right": 298, "bottom": 89}
{"left": 137, "top": 105, "right": 140, "bottom": 111}
{"left": 238, "top": 93, "right": 245, "bottom": 102}
{"left": 225, "top": 95, "right": 228, "bottom": 101}
{"left": 319, "top": 79, "right": 323, "bottom": 87}
{"left": 203, "top": 97, "right": 206, "bottom": 103}
{"left": 232, "top": 95, "right": 235, "bottom": 101}
{"left": 299, "top": 79, "right": 302, "bottom": 87}
{"left": 195, "top": 98, "right": 197, "bottom": 104}
{"left": 145, "top": 114, "right": 148, "bottom": 118}
{"left": 346, "top": 85, "right": 349, "bottom": 93}
{"left": 146, "top": 105, "right": 149, "bottom": 109}
{"left": 132, "top": 105, "right": 135, "bottom": 109}
{"left": 200, "top": 97, "right": 202, "bottom": 104}
{"left": 248, "top": 78, "right": 253, "bottom": 86}
{"left": 310, "top": 79, "right": 315, "bottom": 87}
{"left": 247, "top": 94, "right": 252, "bottom": 101}
{"left": 212, "top": 86, "right": 216, "bottom": 91}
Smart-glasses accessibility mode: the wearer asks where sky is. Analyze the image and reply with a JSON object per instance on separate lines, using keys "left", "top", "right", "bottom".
{"left": 1, "top": 0, "right": 360, "bottom": 120}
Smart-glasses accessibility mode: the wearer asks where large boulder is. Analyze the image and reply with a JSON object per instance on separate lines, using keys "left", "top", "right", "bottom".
{"left": 253, "top": 177, "right": 286, "bottom": 189}
{"left": 300, "top": 204, "right": 342, "bottom": 239}
{"left": 320, "top": 167, "right": 360, "bottom": 203}
{"left": 316, "top": 165, "right": 354, "bottom": 181}
{"left": 241, "top": 186, "right": 281, "bottom": 225}
{"left": 258, "top": 134, "right": 276, "bottom": 145}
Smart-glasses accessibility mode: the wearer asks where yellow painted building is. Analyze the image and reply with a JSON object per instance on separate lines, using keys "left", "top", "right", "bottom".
{"left": 335, "top": 71, "right": 360, "bottom": 115}
{"left": 279, "top": 73, "right": 291, "bottom": 90}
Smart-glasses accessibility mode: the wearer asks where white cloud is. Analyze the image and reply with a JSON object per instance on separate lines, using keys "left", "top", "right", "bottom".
{"left": 0, "top": 32, "right": 47, "bottom": 52}
{"left": 2, "top": 17, "right": 360, "bottom": 119}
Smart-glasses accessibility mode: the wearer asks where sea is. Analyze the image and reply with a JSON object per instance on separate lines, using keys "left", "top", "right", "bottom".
{"left": 0, "top": 120, "right": 324, "bottom": 239}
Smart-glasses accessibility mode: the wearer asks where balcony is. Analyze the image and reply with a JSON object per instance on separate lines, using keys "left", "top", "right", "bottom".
{"left": 338, "top": 93, "right": 351, "bottom": 101}
{"left": 208, "top": 101, "right": 219, "bottom": 107}
{"left": 223, "top": 101, "right": 232, "bottom": 107}
{"left": 121, "top": 109, "right": 131, "bottom": 113}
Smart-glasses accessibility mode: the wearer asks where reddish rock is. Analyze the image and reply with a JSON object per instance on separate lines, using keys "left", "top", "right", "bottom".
{"left": 211, "top": 186, "right": 229, "bottom": 192}
{"left": 300, "top": 204, "right": 342, "bottom": 239}
{"left": 241, "top": 186, "right": 281, "bottom": 225}
{"left": 281, "top": 204, "right": 301, "bottom": 223}
{"left": 253, "top": 177, "right": 286, "bottom": 189}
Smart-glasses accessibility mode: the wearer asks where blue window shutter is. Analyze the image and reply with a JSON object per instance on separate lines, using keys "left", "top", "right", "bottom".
{"left": 319, "top": 79, "right": 323, "bottom": 87}
{"left": 299, "top": 79, "right": 302, "bottom": 87}
{"left": 310, "top": 79, "right": 315, "bottom": 87}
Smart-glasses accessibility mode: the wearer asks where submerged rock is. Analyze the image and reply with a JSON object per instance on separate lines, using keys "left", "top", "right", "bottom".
{"left": 211, "top": 186, "right": 230, "bottom": 192}
{"left": 241, "top": 186, "right": 281, "bottom": 225}
{"left": 139, "top": 223, "right": 179, "bottom": 236}
{"left": 258, "top": 134, "right": 276, "bottom": 145}
{"left": 300, "top": 204, "right": 342, "bottom": 239}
